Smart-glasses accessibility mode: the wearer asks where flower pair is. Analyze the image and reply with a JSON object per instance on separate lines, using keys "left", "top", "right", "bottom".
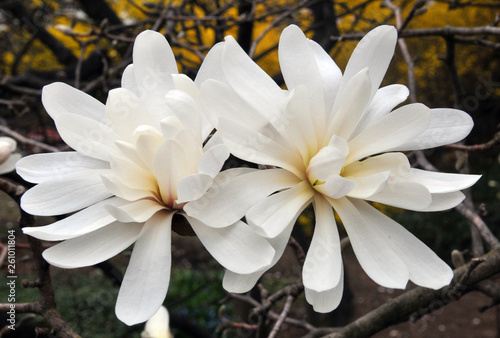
{"left": 18, "top": 25, "right": 480, "bottom": 324}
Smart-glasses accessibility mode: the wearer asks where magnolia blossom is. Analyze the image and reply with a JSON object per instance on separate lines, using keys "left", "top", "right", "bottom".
{"left": 17, "top": 30, "right": 274, "bottom": 325}
{"left": 141, "top": 306, "right": 171, "bottom": 338}
{"left": 186, "top": 25, "right": 481, "bottom": 312}
{"left": 0, "top": 136, "right": 21, "bottom": 174}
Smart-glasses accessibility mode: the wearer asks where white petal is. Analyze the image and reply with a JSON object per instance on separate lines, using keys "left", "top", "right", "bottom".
{"left": 42, "top": 82, "right": 105, "bottom": 121}
{"left": 307, "top": 146, "right": 346, "bottom": 181}
{"left": 222, "top": 212, "right": 297, "bottom": 293}
{"left": 195, "top": 41, "right": 225, "bottom": 85}
{"left": 303, "top": 195, "right": 342, "bottom": 291}
{"left": 142, "top": 305, "right": 170, "bottom": 338}
{"left": 153, "top": 139, "right": 187, "bottom": 206}
{"left": 421, "top": 191, "right": 465, "bottom": 212}
{"left": 16, "top": 152, "right": 108, "bottom": 183}
{"left": 330, "top": 197, "right": 409, "bottom": 288}
{"left": 316, "top": 176, "right": 357, "bottom": 199}
{"left": 198, "top": 143, "right": 229, "bottom": 177}
{"left": 328, "top": 68, "right": 372, "bottom": 141}
{"left": 21, "top": 170, "right": 112, "bottom": 216}
{"left": 100, "top": 175, "right": 152, "bottom": 202}
{"left": 186, "top": 216, "right": 275, "bottom": 274}
{"left": 105, "top": 88, "right": 157, "bottom": 141}
{"left": 164, "top": 89, "right": 202, "bottom": 138}
{"left": 353, "top": 84, "right": 409, "bottom": 137}
{"left": 54, "top": 113, "right": 120, "bottom": 161}
{"left": 218, "top": 117, "right": 304, "bottom": 178}
{"left": 339, "top": 25, "right": 397, "bottom": 100}
{"left": 404, "top": 169, "right": 481, "bottom": 193}
{"left": 106, "top": 199, "right": 165, "bottom": 223}
{"left": 222, "top": 269, "right": 263, "bottom": 293}
{"left": 23, "top": 197, "right": 126, "bottom": 241}
{"left": 346, "top": 103, "right": 431, "bottom": 164}
{"left": 185, "top": 168, "right": 301, "bottom": 227}
{"left": 346, "top": 171, "right": 391, "bottom": 199}
{"left": 116, "top": 211, "right": 173, "bottom": 325}
{"left": 351, "top": 199, "right": 453, "bottom": 289}
{"left": 389, "top": 108, "right": 474, "bottom": 151}
{"left": 200, "top": 79, "right": 269, "bottom": 131}
{"left": 343, "top": 152, "right": 410, "bottom": 177}
{"left": 42, "top": 221, "right": 142, "bottom": 268}
{"left": 281, "top": 86, "right": 318, "bottom": 161}
{"left": 132, "top": 30, "right": 177, "bottom": 99}
{"left": 222, "top": 36, "right": 287, "bottom": 118}
{"left": 308, "top": 40, "right": 342, "bottom": 112}
{"left": 121, "top": 64, "right": 137, "bottom": 93}
{"left": 0, "top": 153, "right": 21, "bottom": 175}
{"left": 279, "top": 25, "right": 326, "bottom": 135}
{"left": 247, "top": 181, "right": 314, "bottom": 238}
{"left": 176, "top": 173, "right": 213, "bottom": 203}
{"left": 305, "top": 264, "right": 344, "bottom": 313}
{"left": 366, "top": 181, "right": 432, "bottom": 211}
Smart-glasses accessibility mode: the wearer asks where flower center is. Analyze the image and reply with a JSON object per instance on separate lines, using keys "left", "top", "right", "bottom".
{"left": 305, "top": 136, "right": 356, "bottom": 199}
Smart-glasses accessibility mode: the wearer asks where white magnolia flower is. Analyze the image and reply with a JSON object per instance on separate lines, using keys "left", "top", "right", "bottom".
{"left": 17, "top": 30, "right": 274, "bottom": 325}
{"left": 185, "top": 25, "right": 481, "bottom": 312}
{"left": 0, "top": 136, "right": 21, "bottom": 174}
{"left": 141, "top": 306, "right": 171, "bottom": 338}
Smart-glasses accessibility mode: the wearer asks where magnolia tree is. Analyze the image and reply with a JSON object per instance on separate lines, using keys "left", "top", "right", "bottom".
{"left": 0, "top": 1, "right": 500, "bottom": 337}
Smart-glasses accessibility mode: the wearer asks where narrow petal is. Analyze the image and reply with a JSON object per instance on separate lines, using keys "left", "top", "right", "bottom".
{"left": 132, "top": 30, "right": 177, "bottom": 98}
{"left": 21, "top": 170, "right": 112, "bottom": 216}
{"left": 105, "top": 88, "right": 157, "bottom": 141}
{"left": 195, "top": 41, "right": 225, "bottom": 85}
{"left": 307, "top": 146, "right": 346, "bottom": 181}
{"left": 281, "top": 86, "right": 318, "bottom": 161}
{"left": 327, "top": 68, "right": 372, "bottom": 141}
{"left": 308, "top": 40, "right": 342, "bottom": 112}
{"left": 218, "top": 117, "right": 304, "bottom": 178}
{"left": 303, "top": 195, "right": 342, "bottom": 292}
{"left": 404, "top": 169, "right": 481, "bottom": 193}
{"left": 346, "top": 103, "right": 431, "bottom": 164}
{"left": 153, "top": 139, "right": 187, "bottom": 206}
{"left": 421, "top": 191, "right": 466, "bottom": 211}
{"left": 279, "top": 25, "right": 326, "bottom": 135}
{"left": 366, "top": 181, "right": 432, "bottom": 211}
{"left": 42, "top": 221, "right": 142, "bottom": 268}
{"left": 351, "top": 199, "right": 453, "bottom": 289}
{"left": 198, "top": 143, "right": 230, "bottom": 177}
{"left": 16, "top": 152, "right": 108, "bottom": 183}
{"left": 116, "top": 211, "right": 173, "bottom": 326}
{"left": 186, "top": 216, "right": 275, "bottom": 274}
{"left": 222, "top": 36, "right": 287, "bottom": 119}
{"left": 222, "top": 213, "right": 296, "bottom": 293}
{"left": 305, "top": 264, "right": 344, "bottom": 313}
{"left": 346, "top": 171, "right": 391, "bottom": 199}
{"left": 54, "top": 113, "right": 120, "bottom": 161}
{"left": 164, "top": 89, "right": 202, "bottom": 138}
{"left": 176, "top": 173, "right": 213, "bottom": 203}
{"left": 353, "top": 84, "right": 409, "bottom": 137}
{"left": 339, "top": 25, "right": 397, "bottom": 100}
{"left": 42, "top": 82, "right": 105, "bottom": 121}
{"left": 330, "top": 197, "right": 409, "bottom": 288}
{"left": 106, "top": 199, "right": 165, "bottom": 223}
{"left": 0, "top": 153, "right": 21, "bottom": 175}
{"left": 343, "top": 152, "right": 410, "bottom": 178}
{"left": 316, "top": 176, "right": 357, "bottom": 199}
{"left": 223, "top": 269, "right": 263, "bottom": 293}
{"left": 22, "top": 197, "right": 126, "bottom": 241}
{"left": 389, "top": 108, "right": 474, "bottom": 151}
{"left": 247, "top": 181, "right": 314, "bottom": 238}
{"left": 200, "top": 79, "right": 270, "bottom": 131}
{"left": 121, "top": 64, "right": 137, "bottom": 93}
